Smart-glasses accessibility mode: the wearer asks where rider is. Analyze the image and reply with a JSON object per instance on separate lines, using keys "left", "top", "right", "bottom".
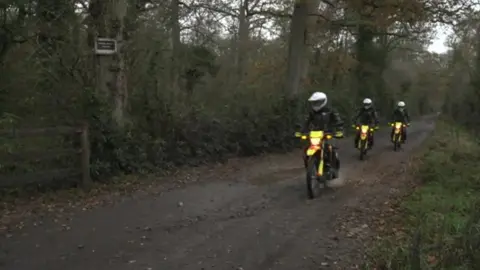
{"left": 300, "top": 92, "right": 344, "bottom": 177}
{"left": 352, "top": 98, "right": 379, "bottom": 149}
{"left": 390, "top": 101, "right": 410, "bottom": 143}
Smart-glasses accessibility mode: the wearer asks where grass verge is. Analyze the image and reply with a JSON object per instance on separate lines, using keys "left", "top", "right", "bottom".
{"left": 363, "top": 121, "right": 480, "bottom": 269}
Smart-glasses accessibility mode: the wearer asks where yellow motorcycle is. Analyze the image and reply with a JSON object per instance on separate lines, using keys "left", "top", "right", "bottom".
{"left": 295, "top": 130, "right": 343, "bottom": 199}
{"left": 353, "top": 124, "right": 376, "bottom": 160}
{"left": 390, "top": 122, "right": 408, "bottom": 151}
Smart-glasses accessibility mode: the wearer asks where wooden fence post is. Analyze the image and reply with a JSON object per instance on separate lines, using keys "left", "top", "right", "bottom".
{"left": 80, "top": 122, "right": 92, "bottom": 188}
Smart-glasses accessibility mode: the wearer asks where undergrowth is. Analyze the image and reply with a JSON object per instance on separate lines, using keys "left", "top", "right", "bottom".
{"left": 363, "top": 121, "right": 480, "bottom": 269}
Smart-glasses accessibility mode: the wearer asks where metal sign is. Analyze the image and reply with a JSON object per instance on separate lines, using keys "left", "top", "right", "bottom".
{"left": 95, "top": 38, "right": 117, "bottom": 55}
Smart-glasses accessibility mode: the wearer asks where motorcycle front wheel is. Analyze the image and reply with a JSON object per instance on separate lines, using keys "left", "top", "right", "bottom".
{"left": 393, "top": 134, "right": 401, "bottom": 151}
{"left": 359, "top": 139, "right": 367, "bottom": 160}
{"left": 306, "top": 156, "right": 322, "bottom": 199}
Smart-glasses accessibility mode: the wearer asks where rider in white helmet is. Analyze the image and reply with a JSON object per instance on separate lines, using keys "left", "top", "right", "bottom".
{"left": 302, "top": 92, "right": 344, "bottom": 131}
{"left": 390, "top": 101, "right": 410, "bottom": 142}
{"left": 352, "top": 98, "right": 379, "bottom": 149}
{"left": 300, "top": 91, "right": 344, "bottom": 178}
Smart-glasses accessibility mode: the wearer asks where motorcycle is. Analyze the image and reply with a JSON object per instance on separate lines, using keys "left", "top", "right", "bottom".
{"left": 390, "top": 122, "right": 408, "bottom": 151}
{"left": 295, "top": 130, "right": 342, "bottom": 199}
{"left": 353, "top": 124, "right": 376, "bottom": 160}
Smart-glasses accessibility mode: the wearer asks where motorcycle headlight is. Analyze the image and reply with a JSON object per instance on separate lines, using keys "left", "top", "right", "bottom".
{"left": 310, "top": 137, "right": 321, "bottom": 145}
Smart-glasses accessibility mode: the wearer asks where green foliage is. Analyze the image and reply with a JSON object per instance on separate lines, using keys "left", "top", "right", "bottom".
{"left": 86, "top": 87, "right": 302, "bottom": 179}
{"left": 364, "top": 122, "right": 480, "bottom": 269}
{"left": 184, "top": 45, "right": 218, "bottom": 92}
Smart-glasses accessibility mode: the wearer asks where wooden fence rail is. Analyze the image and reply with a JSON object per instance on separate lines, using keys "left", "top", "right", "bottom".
{"left": 0, "top": 122, "right": 91, "bottom": 188}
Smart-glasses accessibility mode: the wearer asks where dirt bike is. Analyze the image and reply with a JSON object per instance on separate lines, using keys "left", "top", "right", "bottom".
{"left": 390, "top": 122, "right": 408, "bottom": 151}
{"left": 295, "top": 130, "right": 342, "bottom": 199}
{"left": 353, "top": 124, "right": 376, "bottom": 160}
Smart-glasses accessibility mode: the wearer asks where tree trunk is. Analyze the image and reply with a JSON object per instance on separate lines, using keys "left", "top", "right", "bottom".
{"left": 284, "top": 1, "right": 307, "bottom": 97}
{"left": 354, "top": 24, "right": 376, "bottom": 102}
{"left": 302, "top": 0, "right": 321, "bottom": 87}
{"left": 237, "top": 0, "right": 250, "bottom": 83}
{"left": 169, "top": 0, "right": 181, "bottom": 94}
{"left": 111, "top": 0, "right": 128, "bottom": 128}
{"left": 89, "top": 0, "right": 128, "bottom": 129}
{"left": 376, "top": 34, "right": 391, "bottom": 112}
{"left": 473, "top": 23, "right": 480, "bottom": 93}
{"left": 284, "top": 0, "right": 320, "bottom": 98}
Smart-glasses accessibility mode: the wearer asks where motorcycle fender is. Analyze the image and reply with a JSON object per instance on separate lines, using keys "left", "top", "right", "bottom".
{"left": 318, "top": 159, "right": 324, "bottom": 176}
{"left": 394, "top": 128, "right": 400, "bottom": 134}
{"left": 360, "top": 133, "right": 367, "bottom": 140}
{"left": 306, "top": 146, "right": 320, "bottom": 156}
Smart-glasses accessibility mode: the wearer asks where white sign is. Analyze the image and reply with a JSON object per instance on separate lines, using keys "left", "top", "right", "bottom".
{"left": 95, "top": 38, "right": 117, "bottom": 55}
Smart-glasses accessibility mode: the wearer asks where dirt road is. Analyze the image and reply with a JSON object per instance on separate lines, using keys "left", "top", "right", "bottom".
{"left": 0, "top": 117, "right": 436, "bottom": 270}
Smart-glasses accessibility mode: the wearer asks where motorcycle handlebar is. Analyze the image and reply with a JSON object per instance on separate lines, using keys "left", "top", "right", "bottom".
{"left": 388, "top": 122, "right": 410, "bottom": 127}
{"left": 294, "top": 131, "right": 343, "bottom": 139}
{"left": 352, "top": 124, "right": 379, "bottom": 130}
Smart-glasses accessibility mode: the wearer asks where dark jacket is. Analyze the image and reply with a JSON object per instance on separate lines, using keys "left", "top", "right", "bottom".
{"left": 352, "top": 107, "right": 379, "bottom": 125}
{"left": 301, "top": 107, "right": 344, "bottom": 133}
{"left": 391, "top": 108, "right": 410, "bottom": 123}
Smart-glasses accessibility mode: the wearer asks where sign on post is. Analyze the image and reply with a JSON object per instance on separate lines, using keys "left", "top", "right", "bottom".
{"left": 95, "top": 38, "right": 117, "bottom": 55}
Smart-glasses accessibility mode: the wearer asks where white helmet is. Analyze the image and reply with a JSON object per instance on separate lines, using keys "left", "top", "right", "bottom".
{"left": 363, "top": 98, "right": 372, "bottom": 109}
{"left": 397, "top": 101, "right": 405, "bottom": 110}
{"left": 308, "top": 92, "right": 327, "bottom": 112}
